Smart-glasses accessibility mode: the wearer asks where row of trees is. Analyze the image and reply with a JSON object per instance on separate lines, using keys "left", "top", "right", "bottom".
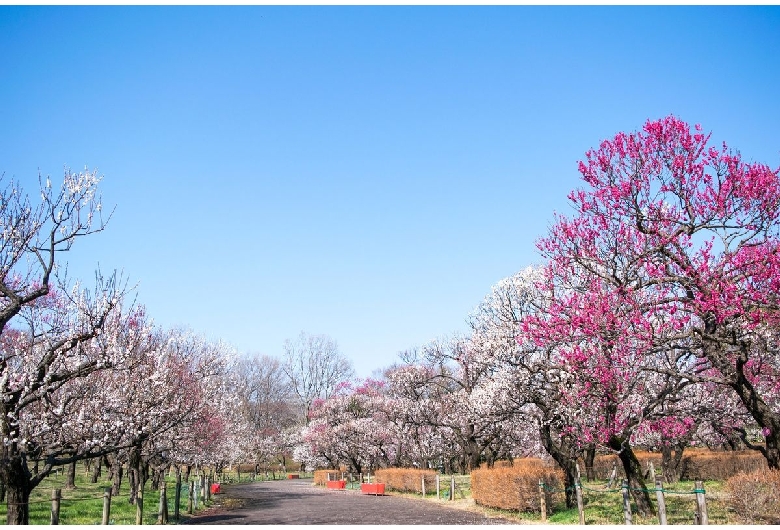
{"left": 292, "top": 116, "right": 780, "bottom": 517}
{"left": 0, "top": 169, "right": 356, "bottom": 524}
{"left": 7, "top": 116, "right": 778, "bottom": 523}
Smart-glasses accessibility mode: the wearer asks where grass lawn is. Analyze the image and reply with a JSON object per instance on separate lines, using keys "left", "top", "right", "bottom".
{"left": 0, "top": 464, "right": 228, "bottom": 525}
{"left": 394, "top": 478, "right": 739, "bottom": 525}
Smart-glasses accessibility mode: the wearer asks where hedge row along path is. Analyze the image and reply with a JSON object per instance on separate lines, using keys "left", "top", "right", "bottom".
{"left": 183, "top": 478, "right": 514, "bottom": 525}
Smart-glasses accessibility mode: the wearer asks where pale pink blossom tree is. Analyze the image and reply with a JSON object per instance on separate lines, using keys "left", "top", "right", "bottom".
{"left": 297, "top": 379, "right": 393, "bottom": 474}
{"left": 0, "top": 169, "right": 127, "bottom": 524}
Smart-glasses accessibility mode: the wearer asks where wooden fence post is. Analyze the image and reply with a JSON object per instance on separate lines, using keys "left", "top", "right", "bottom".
{"left": 421, "top": 476, "right": 426, "bottom": 497}
{"left": 436, "top": 475, "right": 440, "bottom": 500}
{"left": 655, "top": 479, "right": 667, "bottom": 525}
{"left": 102, "top": 487, "right": 112, "bottom": 525}
{"left": 158, "top": 481, "right": 168, "bottom": 524}
{"left": 575, "top": 479, "right": 585, "bottom": 525}
{"left": 174, "top": 468, "right": 182, "bottom": 521}
{"left": 50, "top": 488, "right": 61, "bottom": 525}
{"left": 538, "top": 479, "right": 547, "bottom": 523}
{"left": 450, "top": 475, "right": 455, "bottom": 501}
{"left": 649, "top": 461, "right": 656, "bottom": 483}
{"left": 621, "top": 479, "right": 632, "bottom": 525}
{"left": 135, "top": 482, "right": 144, "bottom": 525}
{"left": 608, "top": 461, "right": 618, "bottom": 489}
{"left": 695, "top": 480, "right": 708, "bottom": 525}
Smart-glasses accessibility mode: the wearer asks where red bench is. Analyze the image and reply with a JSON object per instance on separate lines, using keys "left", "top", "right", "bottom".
{"left": 326, "top": 480, "right": 346, "bottom": 490}
{"left": 360, "top": 483, "right": 385, "bottom": 495}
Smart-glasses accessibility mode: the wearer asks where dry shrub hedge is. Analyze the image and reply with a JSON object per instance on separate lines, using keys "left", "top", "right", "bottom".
{"left": 374, "top": 468, "right": 438, "bottom": 493}
{"left": 591, "top": 449, "right": 766, "bottom": 481}
{"left": 681, "top": 449, "right": 767, "bottom": 480}
{"left": 471, "top": 458, "right": 564, "bottom": 513}
{"left": 725, "top": 468, "right": 780, "bottom": 524}
{"left": 313, "top": 469, "right": 342, "bottom": 486}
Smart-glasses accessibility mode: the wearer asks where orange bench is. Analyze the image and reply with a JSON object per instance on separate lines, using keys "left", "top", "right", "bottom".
{"left": 360, "top": 483, "right": 385, "bottom": 495}
{"left": 326, "top": 480, "right": 346, "bottom": 490}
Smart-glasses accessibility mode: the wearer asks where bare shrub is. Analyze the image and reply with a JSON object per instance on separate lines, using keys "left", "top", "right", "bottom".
{"left": 725, "top": 468, "right": 780, "bottom": 524}
{"left": 374, "top": 468, "right": 438, "bottom": 493}
{"left": 591, "top": 449, "right": 766, "bottom": 482}
{"left": 313, "top": 469, "right": 342, "bottom": 486}
{"left": 682, "top": 449, "right": 767, "bottom": 481}
{"left": 471, "top": 458, "right": 564, "bottom": 513}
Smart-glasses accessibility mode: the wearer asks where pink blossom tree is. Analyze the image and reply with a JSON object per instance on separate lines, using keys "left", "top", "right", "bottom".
{"left": 534, "top": 116, "right": 780, "bottom": 473}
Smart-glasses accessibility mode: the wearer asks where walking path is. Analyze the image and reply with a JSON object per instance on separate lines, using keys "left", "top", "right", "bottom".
{"left": 183, "top": 478, "right": 515, "bottom": 525}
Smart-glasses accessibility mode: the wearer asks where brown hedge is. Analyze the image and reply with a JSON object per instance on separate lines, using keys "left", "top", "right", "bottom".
{"left": 313, "top": 469, "right": 342, "bottom": 486}
{"left": 725, "top": 468, "right": 780, "bottom": 524}
{"left": 590, "top": 449, "right": 767, "bottom": 482}
{"left": 374, "top": 468, "right": 438, "bottom": 493}
{"left": 471, "top": 458, "right": 564, "bottom": 513}
{"left": 680, "top": 449, "right": 767, "bottom": 480}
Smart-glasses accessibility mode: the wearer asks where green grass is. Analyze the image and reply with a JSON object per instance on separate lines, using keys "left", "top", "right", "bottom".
{"left": 0, "top": 464, "right": 226, "bottom": 525}
{"left": 474, "top": 479, "right": 736, "bottom": 525}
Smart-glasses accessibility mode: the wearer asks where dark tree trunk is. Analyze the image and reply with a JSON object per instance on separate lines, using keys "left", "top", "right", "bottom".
{"left": 539, "top": 423, "right": 577, "bottom": 509}
{"left": 151, "top": 467, "right": 162, "bottom": 490}
{"left": 128, "top": 446, "right": 141, "bottom": 504}
{"left": 1, "top": 449, "right": 32, "bottom": 525}
{"left": 583, "top": 444, "right": 597, "bottom": 482}
{"left": 111, "top": 458, "right": 123, "bottom": 496}
{"left": 661, "top": 444, "right": 686, "bottom": 483}
{"left": 705, "top": 332, "right": 780, "bottom": 470}
{"left": 90, "top": 457, "right": 102, "bottom": 483}
{"left": 767, "top": 432, "right": 780, "bottom": 470}
{"left": 183, "top": 465, "right": 192, "bottom": 485}
{"left": 66, "top": 461, "right": 77, "bottom": 489}
{"left": 348, "top": 457, "right": 362, "bottom": 475}
{"left": 608, "top": 436, "right": 653, "bottom": 516}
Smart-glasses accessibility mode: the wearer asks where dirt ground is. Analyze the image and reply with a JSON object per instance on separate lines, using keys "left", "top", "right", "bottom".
{"left": 182, "top": 478, "right": 516, "bottom": 525}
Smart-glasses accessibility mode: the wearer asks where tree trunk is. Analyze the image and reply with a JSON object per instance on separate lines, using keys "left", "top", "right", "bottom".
{"left": 111, "top": 458, "right": 123, "bottom": 496}
{"left": 90, "top": 457, "right": 102, "bottom": 483}
{"left": 608, "top": 436, "right": 653, "bottom": 516}
{"left": 66, "top": 461, "right": 77, "bottom": 489}
{"left": 539, "top": 423, "right": 577, "bottom": 509}
{"left": 661, "top": 444, "right": 686, "bottom": 483}
{"left": 128, "top": 447, "right": 141, "bottom": 504}
{"left": 767, "top": 431, "right": 780, "bottom": 470}
{"left": 705, "top": 334, "right": 780, "bottom": 469}
{"left": 583, "top": 444, "right": 596, "bottom": 482}
{"left": 1, "top": 450, "right": 33, "bottom": 525}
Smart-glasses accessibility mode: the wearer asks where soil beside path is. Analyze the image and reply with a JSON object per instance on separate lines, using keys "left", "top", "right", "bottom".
{"left": 183, "top": 478, "right": 516, "bottom": 525}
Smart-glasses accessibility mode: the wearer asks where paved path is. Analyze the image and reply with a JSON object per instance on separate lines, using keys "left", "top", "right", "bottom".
{"left": 183, "top": 478, "right": 515, "bottom": 525}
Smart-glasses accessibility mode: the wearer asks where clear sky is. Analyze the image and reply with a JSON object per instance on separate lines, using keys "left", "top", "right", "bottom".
{"left": 1, "top": 6, "right": 779, "bottom": 378}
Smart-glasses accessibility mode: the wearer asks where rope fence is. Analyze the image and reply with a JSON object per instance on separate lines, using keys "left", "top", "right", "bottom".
{"left": 538, "top": 477, "right": 710, "bottom": 525}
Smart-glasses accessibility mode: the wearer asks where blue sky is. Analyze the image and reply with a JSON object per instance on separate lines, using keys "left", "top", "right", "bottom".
{"left": 2, "top": 6, "right": 779, "bottom": 378}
